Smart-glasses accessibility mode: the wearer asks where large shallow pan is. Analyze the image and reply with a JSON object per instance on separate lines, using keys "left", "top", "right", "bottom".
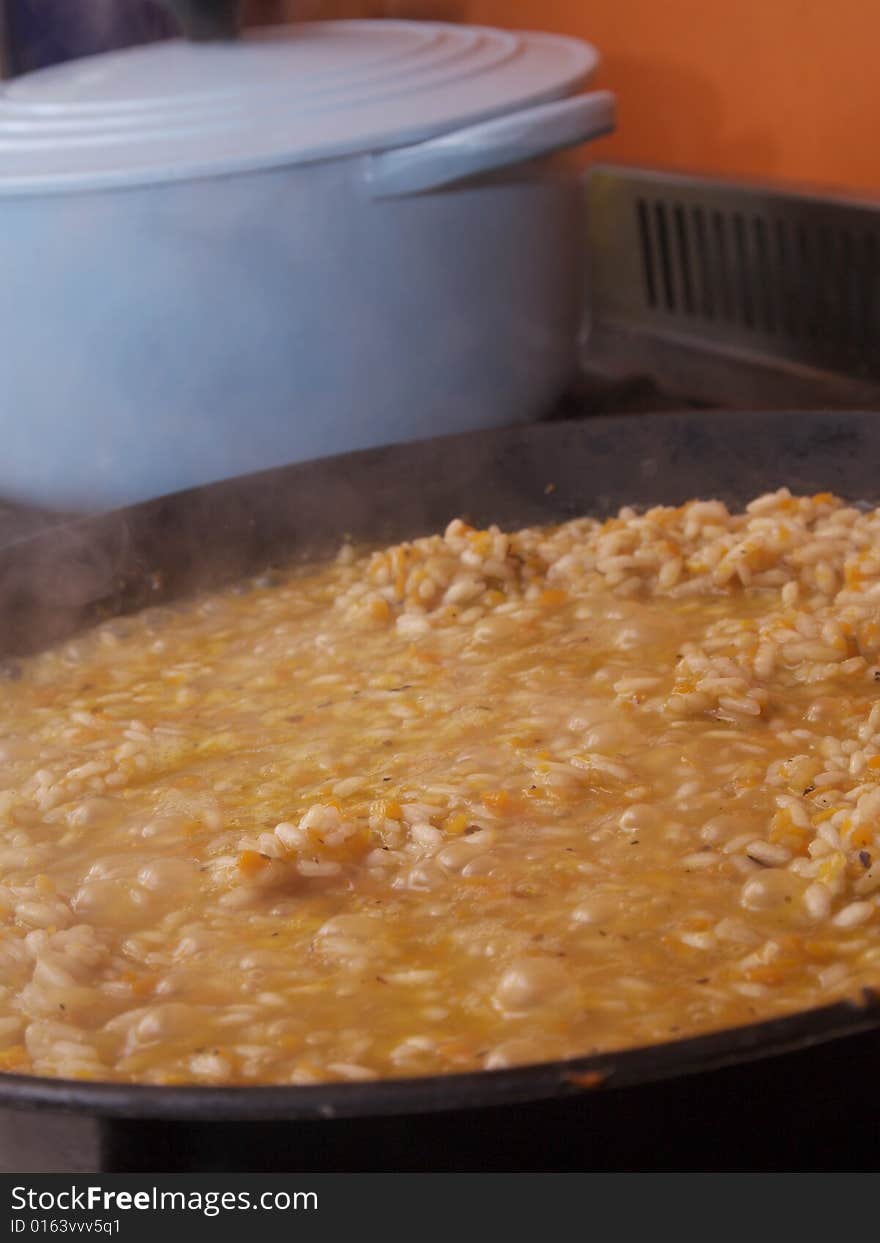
{"left": 2, "top": 410, "right": 880, "bottom": 1173}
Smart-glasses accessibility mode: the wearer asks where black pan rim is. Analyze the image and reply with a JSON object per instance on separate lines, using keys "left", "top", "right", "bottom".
{"left": 1, "top": 991, "right": 878, "bottom": 1120}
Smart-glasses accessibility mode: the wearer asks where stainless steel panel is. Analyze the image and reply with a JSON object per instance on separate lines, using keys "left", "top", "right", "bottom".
{"left": 588, "top": 166, "right": 880, "bottom": 384}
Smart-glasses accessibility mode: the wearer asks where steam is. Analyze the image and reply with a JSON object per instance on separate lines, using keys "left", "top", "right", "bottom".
{"left": 1, "top": 410, "right": 873, "bottom": 665}
{"left": 0, "top": 3, "right": 585, "bottom": 641}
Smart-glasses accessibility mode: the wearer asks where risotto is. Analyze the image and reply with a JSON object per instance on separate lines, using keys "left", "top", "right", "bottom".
{"left": 1, "top": 487, "right": 880, "bottom": 1085}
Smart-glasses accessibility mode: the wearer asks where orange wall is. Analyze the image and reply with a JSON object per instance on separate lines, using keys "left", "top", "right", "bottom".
{"left": 264, "top": 0, "right": 879, "bottom": 195}
{"left": 464, "top": 0, "right": 880, "bottom": 197}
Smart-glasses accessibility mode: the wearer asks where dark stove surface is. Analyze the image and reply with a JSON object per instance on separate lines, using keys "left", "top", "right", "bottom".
{"left": 550, "top": 369, "right": 713, "bottom": 418}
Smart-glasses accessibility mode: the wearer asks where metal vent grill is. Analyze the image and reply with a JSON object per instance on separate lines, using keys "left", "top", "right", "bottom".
{"left": 588, "top": 168, "right": 880, "bottom": 382}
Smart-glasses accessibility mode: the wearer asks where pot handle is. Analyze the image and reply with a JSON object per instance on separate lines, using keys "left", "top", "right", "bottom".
{"left": 365, "top": 90, "right": 615, "bottom": 200}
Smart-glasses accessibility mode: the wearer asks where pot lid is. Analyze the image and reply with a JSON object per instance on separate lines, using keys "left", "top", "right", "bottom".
{"left": 0, "top": 20, "right": 598, "bottom": 195}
